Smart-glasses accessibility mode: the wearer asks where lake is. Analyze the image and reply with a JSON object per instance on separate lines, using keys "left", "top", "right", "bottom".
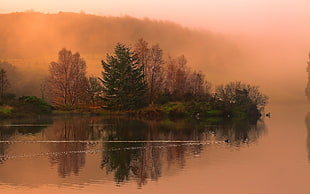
{"left": 0, "top": 103, "right": 310, "bottom": 194}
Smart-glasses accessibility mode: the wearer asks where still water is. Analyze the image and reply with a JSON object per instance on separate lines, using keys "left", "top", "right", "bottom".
{"left": 0, "top": 103, "right": 310, "bottom": 194}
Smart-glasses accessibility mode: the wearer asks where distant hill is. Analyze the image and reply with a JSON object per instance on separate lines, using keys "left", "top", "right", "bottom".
{"left": 0, "top": 12, "right": 243, "bottom": 96}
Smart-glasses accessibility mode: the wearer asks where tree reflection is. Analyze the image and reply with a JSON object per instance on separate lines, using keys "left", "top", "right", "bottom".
{"left": 45, "top": 117, "right": 102, "bottom": 178}
{"left": 100, "top": 117, "right": 265, "bottom": 186}
{"left": 0, "top": 118, "right": 51, "bottom": 163}
{"left": 0, "top": 126, "right": 14, "bottom": 163}
{"left": 0, "top": 115, "right": 265, "bottom": 185}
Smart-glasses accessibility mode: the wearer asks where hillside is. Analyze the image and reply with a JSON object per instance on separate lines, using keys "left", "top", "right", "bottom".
{"left": 0, "top": 12, "right": 243, "bottom": 97}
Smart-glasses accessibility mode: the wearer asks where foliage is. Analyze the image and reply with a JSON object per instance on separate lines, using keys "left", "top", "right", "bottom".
{"left": 47, "top": 48, "right": 88, "bottom": 107}
{"left": 215, "top": 81, "right": 268, "bottom": 112}
{"left": 161, "top": 102, "right": 190, "bottom": 117}
{"left": 16, "top": 96, "right": 52, "bottom": 114}
{"left": 135, "top": 39, "right": 164, "bottom": 104}
{"left": 0, "top": 105, "right": 13, "bottom": 114}
{"left": 100, "top": 43, "right": 148, "bottom": 110}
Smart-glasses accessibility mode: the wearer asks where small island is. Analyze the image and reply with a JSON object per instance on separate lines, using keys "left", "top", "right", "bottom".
{"left": 0, "top": 39, "right": 268, "bottom": 120}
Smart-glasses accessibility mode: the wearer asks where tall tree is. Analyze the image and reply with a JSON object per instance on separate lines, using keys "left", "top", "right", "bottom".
{"left": 147, "top": 44, "right": 164, "bottom": 104}
{"left": 135, "top": 39, "right": 164, "bottom": 104}
{"left": 163, "top": 55, "right": 189, "bottom": 100}
{"left": 134, "top": 38, "right": 150, "bottom": 79}
{"left": 101, "top": 43, "right": 148, "bottom": 110}
{"left": 0, "top": 68, "right": 10, "bottom": 104}
{"left": 47, "top": 48, "right": 88, "bottom": 108}
{"left": 164, "top": 56, "right": 177, "bottom": 94}
{"left": 188, "top": 71, "right": 205, "bottom": 99}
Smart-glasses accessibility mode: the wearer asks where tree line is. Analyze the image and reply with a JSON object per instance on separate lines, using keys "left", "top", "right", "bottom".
{"left": 45, "top": 39, "right": 215, "bottom": 109}
{"left": 1, "top": 39, "right": 268, "bottom": 118}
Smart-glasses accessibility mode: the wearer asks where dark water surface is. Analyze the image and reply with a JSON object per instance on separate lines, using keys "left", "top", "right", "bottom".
{"left": 0, "top": 103, "right": 310, "bottom": 194}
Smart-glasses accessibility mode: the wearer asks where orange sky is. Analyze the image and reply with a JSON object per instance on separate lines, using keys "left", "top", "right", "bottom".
{"left": 1, "top": 0, "right": 310, "bottom": 35}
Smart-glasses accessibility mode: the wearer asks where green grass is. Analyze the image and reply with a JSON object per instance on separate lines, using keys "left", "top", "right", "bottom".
{"left": 206, "top": 109, "right": 224, "bottom": 117}
{"left": 0, "top": 106, "right": 13, "bottom": 114}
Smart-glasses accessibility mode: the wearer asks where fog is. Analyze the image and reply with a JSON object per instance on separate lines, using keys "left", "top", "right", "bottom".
{"left": 0, "top": 11, "right": 308, "bottom": 103}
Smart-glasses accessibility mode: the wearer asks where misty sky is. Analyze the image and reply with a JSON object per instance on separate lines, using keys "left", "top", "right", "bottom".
{"left": 1, "top": 0, "right": 310, "bottom": 35}
{"left": 1, "top": 0, "right": 310, "bottom": 102}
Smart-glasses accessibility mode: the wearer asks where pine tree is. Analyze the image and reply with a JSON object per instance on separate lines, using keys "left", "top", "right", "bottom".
{"left": 101, "top": 43, "right": 148, "bottom": 110}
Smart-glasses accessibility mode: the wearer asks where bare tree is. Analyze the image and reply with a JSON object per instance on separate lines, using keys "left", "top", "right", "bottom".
{"left": 147, "top": 44, "right": 164, "bottom": 104}
{"left": 164, "top": 55, "right": 189, "bottom": 99}
{"left": 47, "top": 48, "right": 88, "bottom": 108}
{"left": 135, "top": 38, "right": 150, "bottom": 80}
{"left": 135, "top": 39, "right": 165, "bottom": 104}
{"left": 188, "top": 71, "right": 205, "bottom": 98}
{"left": 215, "top": 81, "right": 268, "bottom": 111}
{"left": 164, "top": 56, "right": 177, "bottom": 94}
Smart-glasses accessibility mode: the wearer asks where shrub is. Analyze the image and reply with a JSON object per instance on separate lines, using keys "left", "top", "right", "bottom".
{"left": 17, "top": 96, "right": 52, "bottom": 114}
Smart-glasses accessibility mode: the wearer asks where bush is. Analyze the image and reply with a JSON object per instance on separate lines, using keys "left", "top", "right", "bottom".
{"left": 17, "top": 96, "right": 52, "bottom": 114}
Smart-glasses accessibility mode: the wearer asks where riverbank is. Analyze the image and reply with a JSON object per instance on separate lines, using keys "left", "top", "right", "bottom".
{"left": 0, "top": 100, "right": 262, "bottom": 121}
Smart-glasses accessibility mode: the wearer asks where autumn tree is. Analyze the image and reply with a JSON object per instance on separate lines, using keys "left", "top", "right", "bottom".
{"left": 135, "top": 39, "right": 165, "bottom": 104}
{"left": 0, "top": 68, "right": 10, "bottom": 104}
{"left": 164, "top": 56, "right": 177, "bottom": 95}
{"left": 47, "top": 48, "right": 88, "bottom": 108}
{"left": 134, "top": 38, "right": 150, "bottom": 78}
{"left": 187, "top": 71, "right": 206, "bottom": 100}
{"left": 101, "top": 43, "right": 148, "bottom": 110}
{"left": 215, "top": 81, "right": 268, "bottom": 113}
{"left": 163, "top": 55, "right": 190, "bottom": 100}
{"left": 147, "top": 44, "right": 164, "bottom": 103}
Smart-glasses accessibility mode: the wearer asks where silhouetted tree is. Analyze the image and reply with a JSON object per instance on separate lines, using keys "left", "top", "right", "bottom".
{"left": 163, "top": 55, "right": 190, "bottom": 101}
{"left": 187, "top": 71, "right": 205, "bottom": 100}
{"left": 215, "top": 81, "right": 268, "bottom": 113}
{"left": 134, "top": 38, "right": 150, "bottom": 79}
{"left": 147, "top": 44, "right": 164, "bottom": 104}
{"left": 101, "top": 43, "right": 148, "bottom": 110}
{"left": 135, "top": 40, "right": 165, "bottom": 104}
{"left": 47, "top": 48, "right": 88, "bottom": 108}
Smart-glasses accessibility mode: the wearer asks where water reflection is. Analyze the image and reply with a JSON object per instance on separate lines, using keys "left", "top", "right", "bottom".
{"left": 44, "top": 118, "right": 92, "bottom": 177}
{"left": 0, "top": 116, "right": 266, "bottom": 187}
{"left": 0, "top": 117, "right": 52, "bottom": 163}
{"left": 99, "top": 118, "right": 265, "bottom": 186}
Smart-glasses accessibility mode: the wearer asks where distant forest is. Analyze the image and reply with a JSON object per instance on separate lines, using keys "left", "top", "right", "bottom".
{"left": 0, "top": 12, "right": 243, "bottom": 97}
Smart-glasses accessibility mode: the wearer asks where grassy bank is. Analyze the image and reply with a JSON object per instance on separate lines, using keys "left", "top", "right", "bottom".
{"left": 124, "top": 101, "right": 262, "bottom": 120}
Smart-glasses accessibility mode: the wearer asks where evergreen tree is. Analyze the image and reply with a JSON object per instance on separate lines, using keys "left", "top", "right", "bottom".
{"left": 101, "top": 43, "right": 148, "bottom": 110}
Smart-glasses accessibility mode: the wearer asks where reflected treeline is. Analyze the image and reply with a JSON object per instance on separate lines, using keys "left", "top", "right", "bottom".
{"left": 44, "top": 116, "right": 103, "bottom": 178}
{"left": 0, "top": 116, "right": 266, "bottom": 185}
{"left": 99, "top": 117, "right": 266, "bottom": 186}
{"left": 0, "top": 117, "right": 52, "bottom": 163}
